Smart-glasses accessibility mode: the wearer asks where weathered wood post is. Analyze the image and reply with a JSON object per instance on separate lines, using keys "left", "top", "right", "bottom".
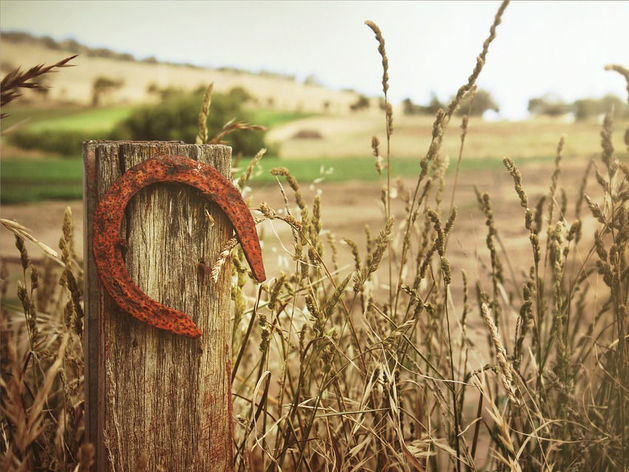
{"left": 83, "top": 141, "right": 234, "bottom": 471}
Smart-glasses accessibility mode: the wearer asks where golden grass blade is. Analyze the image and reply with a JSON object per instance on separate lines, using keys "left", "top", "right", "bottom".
{"left": 1, "top": 218, "right": 63, "bottom": 265}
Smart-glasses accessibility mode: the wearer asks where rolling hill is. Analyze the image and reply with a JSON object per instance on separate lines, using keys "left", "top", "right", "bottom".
{"left": 0, "top": 32, "right": 360, "bottom": 113}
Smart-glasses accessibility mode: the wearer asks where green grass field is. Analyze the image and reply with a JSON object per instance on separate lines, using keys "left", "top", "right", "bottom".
{"left": 2, "top": 105, "right": 309, "bottom": 134}
{"left": 0, "top": 154, "right": 549, "bottom": 204}
{"left": 2, "top": 105, "right": 135, "bottom": 133}
{"left": 27, "top": 106, "right": 135, "bottom": 132}
{"left": 0, "top": 158, "right": 84, "bottom": 204}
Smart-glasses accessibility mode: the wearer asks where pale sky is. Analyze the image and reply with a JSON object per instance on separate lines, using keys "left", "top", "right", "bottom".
{"left": 1, "top": 1, "right": 628, "bottom": 119}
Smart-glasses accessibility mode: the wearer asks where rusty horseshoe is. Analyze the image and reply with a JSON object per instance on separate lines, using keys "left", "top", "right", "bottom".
{"left": 93, "top": 155, "right": 266, "bottom": 338}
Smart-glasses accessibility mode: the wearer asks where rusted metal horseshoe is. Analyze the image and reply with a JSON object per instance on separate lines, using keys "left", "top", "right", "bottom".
{"left": 93, "top": 154, "right": 266, "bottom": 338}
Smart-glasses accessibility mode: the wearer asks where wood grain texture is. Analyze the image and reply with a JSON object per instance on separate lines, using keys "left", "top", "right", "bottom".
{"left": 83, "top": 141, "right": 234, "bottom": 471}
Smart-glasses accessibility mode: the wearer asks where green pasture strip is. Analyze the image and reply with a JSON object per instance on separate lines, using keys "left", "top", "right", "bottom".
{"left": 1, "top": 105, "right": 135, "bottom": 133}
{"left": 2, "top": 106, "right": 310, "bottom": 134}
{"left": 252, "top": 155, "right": 541, "bottom": 183}
{"left": 1, "top": 183, "right": 84, "bottom": 204}
{"left": 1, "top": 158, "right": 84, "bottom": 204}
{"left": 1, "top": 158, "right": 84, "bottom": 181}
{"left": 1, "top": 105, "right": 84, "bottom": 130}
{"left": 1, "top": 155, "right": 553, "bottom": 204}
{"left": 27, "top": 106, "right": 135, "bottom": 133}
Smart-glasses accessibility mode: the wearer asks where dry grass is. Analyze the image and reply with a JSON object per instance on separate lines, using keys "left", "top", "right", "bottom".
{"left": 2, "top": 1, "right": 628, "bottom": 470}
{"left": 1, "top": 209, "right": 88, "bottom": 471}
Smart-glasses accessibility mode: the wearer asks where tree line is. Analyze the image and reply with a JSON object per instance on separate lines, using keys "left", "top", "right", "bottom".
{"left": 397, "top": 89, "right": 628, "bottom": 120}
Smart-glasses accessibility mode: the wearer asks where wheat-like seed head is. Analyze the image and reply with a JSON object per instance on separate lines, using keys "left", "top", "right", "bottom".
{"left": 364, "top": 21, "right": 389, "bottom": 96}
{"left": 604, "top": 63, "right": 629, "bottom": 103}
{"left": 480, "top": 303, "right": 519, "bottom": 406}
{"left": 238, "top": 148, "right": 266, "bottom": 189}
{"left": 195, "top": 82, "right": 213, "bottom": 145}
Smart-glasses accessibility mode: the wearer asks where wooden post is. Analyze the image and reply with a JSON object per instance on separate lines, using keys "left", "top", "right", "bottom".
{"left": 83, "top": 141, "right": 234, "bottom": 471}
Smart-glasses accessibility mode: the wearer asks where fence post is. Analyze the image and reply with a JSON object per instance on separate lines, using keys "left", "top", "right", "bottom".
{"left": 83, "top": 141, "right": 234, "bottom": 471}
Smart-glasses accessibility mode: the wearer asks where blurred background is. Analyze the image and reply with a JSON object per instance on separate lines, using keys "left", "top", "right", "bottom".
{"left": 1, "top": 0, "right": 628, "bottom": 263}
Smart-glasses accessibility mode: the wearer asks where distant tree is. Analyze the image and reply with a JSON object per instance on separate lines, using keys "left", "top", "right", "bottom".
{"left": 146, "top": 82, "right": 160, "bottom": 95}
{"left": 153, "top": 85, "right": 185, "bottom": 101}
{"left": 228, "top": 86, "right": 254, "bottom": 104}
{"left": 402, "top": 97, "right": 425, "bottom": 115}
{"left": 91, "top": 76, "right": 124, "bottom": 106}
{"left": 60, "top": 38, "right": 82, "bottom": 53}
{"left": 303, "top": 74, "right": 321, "bottom": 86}
{"left": 457, "top": 89, "right": 499, "bottom": 116}
{"left": 146, "top": 82, "right": 180, "bottom": 100}
{"left": 401, "top": 94, "right": 444, "bottom": 116}
{"left": 112, "top": 90, "right": 267, "bottom": 156}
{"left": 91, "top": 48, "right": 114, "bottom": 59}
{"left": 424, "top": 93, "right": 444, "bottom": 115}
{"left": 350, "top": 94, "right": 370, "bottom": 112}
{"left": 41, "top": 36, "right": 60, "bottom": 50}
{"left": 573, "top": 94, "right": 628, "bottom": 120}
{"left": 402, "top": 98, "right": 414, "bottom": 115}
{"left": 527, "top": 93, "right": 628, "bottom": 119}
{"left": 528, "top": 95, "right": 571, "bottom": 117}
{"left": 573, "top": 98, "right": 600, "bottom": 121}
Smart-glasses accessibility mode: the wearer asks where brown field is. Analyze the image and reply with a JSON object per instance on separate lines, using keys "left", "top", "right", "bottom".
{"left": 269, "top": 113, "right": 629, "bottom": 159}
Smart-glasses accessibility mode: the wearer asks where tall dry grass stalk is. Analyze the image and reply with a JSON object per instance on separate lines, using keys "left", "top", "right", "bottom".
{"left": 195, "top": 82, "right": 214, "bottom": 144}
{"left": 365, "top": 19, "right": 395, "bottom": 311}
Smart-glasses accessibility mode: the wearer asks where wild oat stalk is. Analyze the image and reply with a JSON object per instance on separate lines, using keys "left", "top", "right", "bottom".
{"left": 605, "top": 64, "right": 629, "bottom": 102}
{"left": 210, "top": 119, "right": 266, "bottom": 145}
{"left": 394, "top": 0, "right": 509, "bottom": 319}
{"left": 195, "top": 82, "right": 214, "bottom": 144}
{"left": 365, "top": 20, "right": 395, "bottom": 311}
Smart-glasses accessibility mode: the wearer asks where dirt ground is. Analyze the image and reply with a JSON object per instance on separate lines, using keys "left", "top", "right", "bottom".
{"left": 1, "top": 159, "right": 597, "bottom": 283}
